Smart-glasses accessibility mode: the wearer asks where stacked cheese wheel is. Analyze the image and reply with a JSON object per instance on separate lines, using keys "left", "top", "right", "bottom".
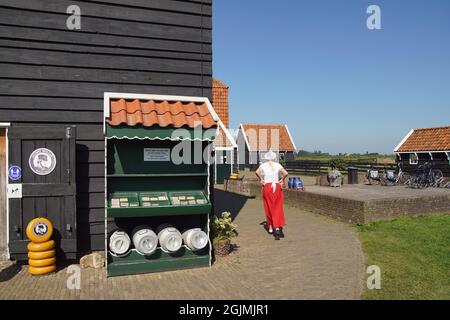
{"left": 26, "top": 218, "right": 56, "bottom": 275}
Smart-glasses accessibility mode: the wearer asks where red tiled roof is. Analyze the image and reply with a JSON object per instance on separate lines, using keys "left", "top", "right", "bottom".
{"left": 107, "top": 98, "right": 217, "bottom": 129}
{"left": 241, "top": 124, "right": 296, "bottom": 151}
{"left": 396, "top": 126, "right": 450, "bottom": 152}
{"left": 212, "top": 78, "right": 229, "bottom": 128}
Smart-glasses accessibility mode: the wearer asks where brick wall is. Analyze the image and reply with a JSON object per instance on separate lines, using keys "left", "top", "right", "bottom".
{"left": 247, "top": 182, "right": 450, "bottom": 223}
{"left": 212, "top": 78, "right": 229, "bottom": 128}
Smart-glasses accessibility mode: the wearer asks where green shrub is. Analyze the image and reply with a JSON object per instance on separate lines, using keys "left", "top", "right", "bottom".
{"left": 328, "top": 158, "right": 347, "bottom": 171}
{"left": 210, "top": 212, "right": 238, "bottom": 244}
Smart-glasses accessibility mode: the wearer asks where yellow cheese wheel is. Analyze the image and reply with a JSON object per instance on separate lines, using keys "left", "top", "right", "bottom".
{"left": 28, "top": 249, "right": 56, "bottom": 260}
{"left": 29, "top": 257, "right": 56, "bottom": 267}
{"left": 27, "top": 240, "right": 55, "bottom": 252}
{"left": 29, "top": 265, "right": 56, "bottom": 276}
{"left": 26, "top": 218, "right": 53, "bottom": 243}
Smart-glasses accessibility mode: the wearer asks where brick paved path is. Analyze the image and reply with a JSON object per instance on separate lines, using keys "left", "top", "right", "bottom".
{"left": 0, "top": 191, "right": 365, "bottom": 300}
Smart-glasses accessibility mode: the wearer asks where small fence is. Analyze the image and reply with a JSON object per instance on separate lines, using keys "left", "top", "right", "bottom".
{"left": 283, "top": 160, "right": 397, "bottom": 175}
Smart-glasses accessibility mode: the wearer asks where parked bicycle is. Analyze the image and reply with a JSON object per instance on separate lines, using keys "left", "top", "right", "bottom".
{"left": 366, "top": 163, "right": 411, "bottom": 186}
{"left": 380, "top": 166, "right": 397, "bottom": 186}
{"left": 365, "top": 165, "right": 382, "bottom": 185}
{"left": 408, "top": 162, "right": 444, "bottom": 189}
{"left": 395, "top": 163, "right": 411, "bottom": 186}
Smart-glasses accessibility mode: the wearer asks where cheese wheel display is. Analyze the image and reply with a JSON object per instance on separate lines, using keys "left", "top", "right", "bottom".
{"left": 132, "top": 225, "right": 158, "bottom": 256}
{"left": 27, "top": 240, "right": 55, "bottom": 252}
{"left": 109, "top": 230, "right": 131, "bottom": 255}
{"left": 182, "top": 228, "right": 208, "bottom": 251}
{"left": 28, "top": 249, "right": 56, "bottom": 260}
{"left": 29, "top": 265, "right": 56, "bottom": 276}
{"left": 157, "top": 225, "right": 182, "bottom": 253}
{"left": 29, "top": 257, "right": 57, "bottom": 268}
{"left": 26, "top": 218, "right": 53, "bottom": 243}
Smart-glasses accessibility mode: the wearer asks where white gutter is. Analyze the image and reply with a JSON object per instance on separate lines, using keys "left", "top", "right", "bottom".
{"left": 393, "top": 129, "right": 414, "bottom": 152}
{"left": 284, "top": 124, "right": 297, "bottom": 151}
{"left": 395, "top": 150, "right": 450, "bottom": 154}
{"left": 216, "top": 121, "right": 237, "bottom": 149}
{"left": 239, "top": 123, "right": 252, "bottom": 152}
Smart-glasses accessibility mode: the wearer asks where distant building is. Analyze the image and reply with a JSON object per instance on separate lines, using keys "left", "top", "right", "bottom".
{"left": 212, "top": 78, "right": 237, "bottom": 183}
{"left": 236, "top": 123, "right": 297, "bottom": 169}
{"left": 394, "top": 126, "right": 450, "bottom": 176}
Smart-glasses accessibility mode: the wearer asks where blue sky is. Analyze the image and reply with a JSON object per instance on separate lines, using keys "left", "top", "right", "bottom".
{"left": 212, "top": 0, "right": 450, "bottom": 154}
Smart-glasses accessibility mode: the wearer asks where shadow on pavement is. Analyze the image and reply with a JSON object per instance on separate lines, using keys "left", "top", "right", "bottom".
{"left": 213, "top": 188, "right": 248, "bottom": 221}
{"left": 0, "top": 262, "right": 22, "bottom": 282}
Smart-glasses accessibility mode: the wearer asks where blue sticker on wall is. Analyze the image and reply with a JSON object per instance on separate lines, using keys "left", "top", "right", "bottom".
{"left": 8, "top": 166, "right": 22, "bottom": 181}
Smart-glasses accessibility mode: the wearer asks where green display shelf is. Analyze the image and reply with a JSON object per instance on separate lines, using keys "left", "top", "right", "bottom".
{"left": 107, "top": 203, "right": 212, "bottom": 218}
{"left": 107, "top": 247, "right": 210, "bottom": 277}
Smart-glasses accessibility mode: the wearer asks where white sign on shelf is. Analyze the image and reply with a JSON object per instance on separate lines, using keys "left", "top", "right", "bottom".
{"left": 144, "top": 148, "right": 170, "bottom": 162}
{"left": 7, "top": 184, "right": 22, "bottom": 199}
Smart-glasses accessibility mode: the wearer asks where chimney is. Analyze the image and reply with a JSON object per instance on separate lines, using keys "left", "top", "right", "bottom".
{"left": 212, "top": 78, "right": 229, "bottom": 128}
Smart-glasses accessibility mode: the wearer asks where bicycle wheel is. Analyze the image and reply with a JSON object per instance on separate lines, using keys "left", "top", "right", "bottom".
{"left": 434, "top": 177, "right": 444, "bottom": 188}
{"left": 407, "top": 176, "right": 417, "bottom": 188}
{"left": 418, "top": 179, "right": 427, "bottom": 189}
{"left": 398, "top": 173, "right": 411, "bottom": 185}
{"left": 432, "top": 170, "right": 444, "bottom": 186}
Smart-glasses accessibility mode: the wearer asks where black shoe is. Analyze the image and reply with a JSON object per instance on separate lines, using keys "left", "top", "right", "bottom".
{"left": 263, "top": 222, "right": 273, "bottom": 235}
{"left": 279, "top": 228, "right": 285, "bottom": 238}
{"left": 273, "top": 230, "right": 281, "bottom": 240}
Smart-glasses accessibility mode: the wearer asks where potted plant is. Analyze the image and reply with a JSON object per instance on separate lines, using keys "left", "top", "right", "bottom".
{"left": 210, "top": 212, "right": 238, "bottom": 257}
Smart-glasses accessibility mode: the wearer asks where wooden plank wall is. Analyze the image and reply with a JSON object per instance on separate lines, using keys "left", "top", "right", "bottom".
{"left": 398, "top": 153, "right": 450, "bottom": 177}
{"left": 0, "top": 0, "right": 212, "bottom": 253}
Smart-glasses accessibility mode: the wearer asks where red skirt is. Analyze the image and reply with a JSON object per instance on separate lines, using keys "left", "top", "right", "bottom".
{"left": 262, "top": 183, "right": 286, "bottom": 229}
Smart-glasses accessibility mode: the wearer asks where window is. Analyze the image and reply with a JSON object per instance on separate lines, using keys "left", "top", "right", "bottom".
{"left": 409, "top": 153, "right": 418, "bottom": 165}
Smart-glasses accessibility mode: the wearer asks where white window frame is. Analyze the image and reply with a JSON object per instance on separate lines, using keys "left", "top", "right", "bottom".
{"left": 409, "top": 153, "right": 419, "bottom": 165}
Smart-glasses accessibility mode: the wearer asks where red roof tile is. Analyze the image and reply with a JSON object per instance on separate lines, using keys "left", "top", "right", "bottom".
{"left": 241, "top": 124, "right": 296, "bottom": 151}
{"left": 397, "top": 126, "right": 450, "bottom": 152}
{"left": 212, "top": 77, "right": 229, "bottom": 128}
{"left": 107, "top": 98, "right": 217, "bottom": 129}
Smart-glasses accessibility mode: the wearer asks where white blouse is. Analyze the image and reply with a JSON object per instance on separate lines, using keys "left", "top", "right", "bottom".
{"left": 259, "top": 162, "right": 282, "bottom": 184}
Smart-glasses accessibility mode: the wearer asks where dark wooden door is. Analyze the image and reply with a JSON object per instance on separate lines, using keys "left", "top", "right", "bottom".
{"left": 8, "top": 126, "right": 77, "bottom": 260}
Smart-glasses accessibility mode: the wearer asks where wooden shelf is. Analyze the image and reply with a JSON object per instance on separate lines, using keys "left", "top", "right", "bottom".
{"left": 107, "top": 247, "right": 210, "bottom": 277}
{"left": 107, "top": 173, "right": 208, "bottom": 178}
{"left": 107, "top": 203, "right": 211, "bottom": 218}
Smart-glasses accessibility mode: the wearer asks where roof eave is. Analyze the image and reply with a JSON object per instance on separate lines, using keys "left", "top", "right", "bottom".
{"left": 393, "top": 129, "right": 414, "bottom": 153}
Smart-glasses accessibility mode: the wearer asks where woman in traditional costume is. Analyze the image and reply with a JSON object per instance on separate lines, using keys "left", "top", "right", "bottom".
{"left": 255, "top": 150, "right": 289, "bottom": 240}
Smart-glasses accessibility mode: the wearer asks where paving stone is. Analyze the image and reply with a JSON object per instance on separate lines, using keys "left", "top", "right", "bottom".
{"left": 0, "top": 195, "right": 365, "bottom": 300}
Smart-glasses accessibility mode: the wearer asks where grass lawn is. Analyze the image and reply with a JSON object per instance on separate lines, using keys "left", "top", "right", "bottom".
{"left": 357, "top": 214, "right": 450, "bottom": 300}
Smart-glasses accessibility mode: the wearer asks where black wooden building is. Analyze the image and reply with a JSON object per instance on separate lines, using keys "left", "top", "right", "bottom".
{"left": 0, "top": 0, "right": 212, "bottom": 260}
{"left": 394, "top": 126, "right": 450, "bottom": 177}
